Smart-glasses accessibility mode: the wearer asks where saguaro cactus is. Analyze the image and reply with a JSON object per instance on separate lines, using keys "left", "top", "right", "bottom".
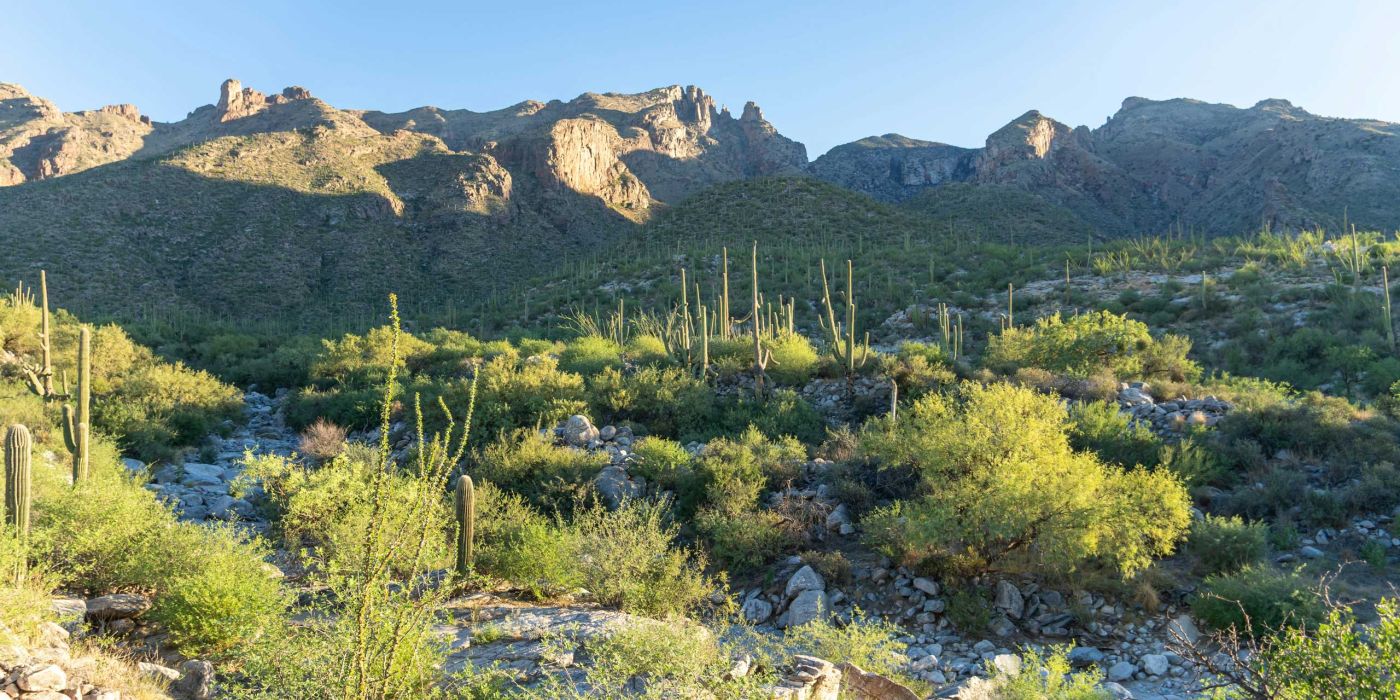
{"left": 63, "top": 326, "right": 92, "bottom": 483}
{"left": 819, "top": 259, "right": 869, "bottom": 379}
{"left": 22, "top": 271, "right": 58, "bottom": 400}
{"left": 751, "top": 243, "right": 772, "bottom": 396}
{"left": 455, "top": 474, "right": 475, "bottom": 577}
{"left": 5, "top": 424, "right": 32, "bottom": 537}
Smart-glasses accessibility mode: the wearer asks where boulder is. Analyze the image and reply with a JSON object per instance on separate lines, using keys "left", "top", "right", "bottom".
{"left": 771, "top": 655, "right": 841, "bottom": 700}
{"left": 785, "top": 565, "right": 825, "bottom": 599}
{"left": 911, "top": 577, "right": 939, "bottom": 596}
{"left": 562, "top": 415, "right": 599, "bottom": 447}
{"left": 86, "top": 593, "right": 152, "bottom": 620}
{"left": 838, "top": 661, "right": 920, "bottom": 700}
{"left": 1166, "top": 614, "right": 1201, "bottom": 645}
{"left": 17, "top": 664, "right": 67, "bottom": 692}
{"left": 786, "top": 590, "right": 829, "bottom": 627}
{"left": 994, "top": 580, "right": 1024, "bottom": 619}
{"left": 1140, "top": 653, "right": 1169, "bottom": 676}
{"left": 174, "top": 659, "right": 216, "bottom": 699}
{"left": 742, "top": 598, "right": 774, "bottom": 624}
{"left": 1106, "top": 660, "right": 1136, "bottom": 682}
{"left": 1066, "top": 646, "right": 1105, "bottom": 667}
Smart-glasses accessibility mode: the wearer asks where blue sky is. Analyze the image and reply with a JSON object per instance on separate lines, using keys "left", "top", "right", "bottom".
{"left": 5, "top": 0, "right": 1397, "bottom": 155}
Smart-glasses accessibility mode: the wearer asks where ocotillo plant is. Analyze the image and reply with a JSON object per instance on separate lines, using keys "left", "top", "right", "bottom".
{"left": 819, "top": 259, "right": 869, "bottom": 378}
{"left": 5, "top": 424, "right": 32, "bottom": 539}
{"left": 62, "top": 326, "right": 92, "bottom": 483}
{"left": 454, "top": 474, "right": 475, "bottom": 577}
{"left": 751, "top": 243, "right": 773, "bottom": 395}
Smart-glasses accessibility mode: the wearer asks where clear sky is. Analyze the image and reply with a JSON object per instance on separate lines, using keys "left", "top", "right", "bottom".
{"left": 5, "top": 0, "right": 1397, "bottom": 156}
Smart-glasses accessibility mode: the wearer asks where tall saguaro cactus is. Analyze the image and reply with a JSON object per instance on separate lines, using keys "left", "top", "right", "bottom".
{"left": 5, "top": 424, "right": 32, "bottom": 538}
{"left": 22, "top": 271, "right": 59, "bottom": 400}
{"left": 751, "top": 243, "right": 773, "bottom": 396}
{"left": 819, "top": 259, "right": 869, "bottom": 379}
{"left": 454, "top": 474, "right": 475, "bottom": 577}
{"left": 63, "top": 326, "right": 92, "bottom": 483}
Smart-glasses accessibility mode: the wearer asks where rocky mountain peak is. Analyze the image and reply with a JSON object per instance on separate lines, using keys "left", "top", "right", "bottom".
{"left": 983, "top": 110, "right": 1072, "bottom": 161}
{"left": 741, "top": 101, "right": 765, "bottom": 122}
{"left": 215, "top": 78, "right": 316, "bottom": 122}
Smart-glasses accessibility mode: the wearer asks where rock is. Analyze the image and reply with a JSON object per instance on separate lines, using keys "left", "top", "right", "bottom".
{"left": 174, "top": 659, "right": 216, "bottom": 699}
{"left": 1140, "top": 653, "right": 1169, "bottom": 676}
{"left": 742, "top": 598, "right": 774, "bottom": 624}
{"left": 120, "top": 457, "right": 144, "bottom": 473}
{"left": 1165, "top": 614, "right": 1201, "bottom": 645}
{"left": 592, "top": 465, "right": 638, "bottom": 509}
{"left": 599, "top": 425, "right": 617, "bottom": 441}
{"left": 826, "top": 505, "right": 851, "bottom": 530}
{"left": 912, "top": 577, "right": 939, "bottom": 596}
{"left": 787, "top": 590, "right": 829, "bottom": 627}
{"left": 988, "top": 616, "right": 1016, "bottom": 637}
{"left": 562, "top": 415, "right": 599, "bottom": 447}
{"left": 138, "top": 661, "right": 181, "bottom": 682}
{"left": 86, "top": 593, "right": 152, "bottom": 620}
{"left": 16, "top": 664, "right": 66, "bottom": 692}
{"left": 839, "top": 661, "right": 921, "bottom": 700}
{"left": 1066, "top": 647, "right": 1106, "bottom": 667}
{"left": 785, "top": 565, "right": 826, "bottom": 598}
{"left": 36, "top": 622, "right": 69, "bottom": 651}
{"left": 180, "top": 463, "right": 225, "bottom": 485}
{"left": 771, "top": 655, "right": 841, "bottom": 700}
{"left": 1099, "top": 682, "right": 1134, "bottom": 699}
{"left": 994, "top": 581, "right": 1024, "bottom": 619}
{"left": 1106, "top": 661, "right": 1137, "bottom": 682}
{"left": 1300, "top": 545, "right": 1324, "bottom": 559}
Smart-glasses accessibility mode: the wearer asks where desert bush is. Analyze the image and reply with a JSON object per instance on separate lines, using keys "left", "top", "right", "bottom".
{"left": 559, "top": 335, "right": 623, "bottom": 375}
{"left": 623, "top": 334, "right": 670, "bottom": 366}
{"left": 474, "top": 354, "right": 587, "bottom": 441}
{"left": 472, "top": 480, "right": 580, "bottom": 598}
{"left": 689, "top": 427, "right": 806, "bottom": 515}
{"left": 765, "top": 333, "right": 820, "bottom": 385}
{"left": 586, "top": 366, "right": 714, "bottom": 439}
{"left": 1068, "top": 400, "right": 1162, "bottom": 468}
{"left": 1188, "top": 515, "right": 1268, "bottom": 576}
{"left": 1191, "top": 566, "right": 1325, "bottom": 636}
{"left": 475, "top": 430, "right": 607, "bottom": 514}
{"left": 710, "top": 389, "right": 824, "bottom": 445}
{"left": 984, "top": 311, "right": 1199, "bottom": 381}
{"left": 785, "top": 611, "right": 914, "bottom": 685}
{"left": 571, "top": 499, "right": 710, "bottom": 617}
{"left": 695, "top": 508, "right": 794, "bottom": 573}
{"left": 1249, "top": 597, "right": 1400, "bottom": 699}
{"left": 858, "top": 382, "right": 1191, "bottom": 577}
{"left": 974, "top": 647, "right": 1111, "bottom": 700}
{"left": 298, "top": 418, "right": 347, "bottom": 462}
{"left": 628, "top": 436, "right": 693, "bottom": 489}
{"left": 1159, "top": 436, "right": 1227, "bottom": 488}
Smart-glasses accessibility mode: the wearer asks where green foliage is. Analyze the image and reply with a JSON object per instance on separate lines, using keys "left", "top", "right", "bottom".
{"left": 571, "top": 499, "right": 711, "bottom": 617}
{"left": 764, "top": 332, "right": 820, "bottom": 385}
{"left": 96, "top": 360, "right": 243, "bottom": 461}
{"left": 627, "top": 436, "right": 693, "bottom": 488}
{"left": 586, "top": 366, "right": 713, "bottom": 440}
{"left": 1191, "top": 566, "right": 1325, "bottom": 636}
{"left": 690, "top": 427, "right": 805, "bottom": 516}
{"left": 475, "top": 430, "right": 608, "bottom": 514}
{"left": 785, "top": 611, "right": 915, "bottom": 686}
{"left": 1159, "top": 436, "right": 1226, "bottom": 488}
{"left": 473, "top": 354, "right": 587, "bottom": 442}
{"left": 1218, "top": 390, "right": 1400, "bottom": 465}
{"left": 1188, "top": 515, "right": 1268, "bottom": 576}
{"left": 473, "top": 480, "right": 580, "bottom": 599}
{"left": 623, "top": 334, "right": 670, "bottom": 366}
{"left": 1256, "top": 598, "right": 1400, "bottom": 699}
{"left": 1068, "top": 400, "right": 1162, "bottom": 468}
{"left": 695, "top": 508, "right": 793, "bottom": 573}
{"left": 980, "top": 647, "right": 1112, "bottom": 700}
{"left": 985, "top": 311, "right": 1199, "bottom": 381}
{"left": 711, "top": 389, "right": 824, "bottom": 445}
{"left": 859, "top": 382, "right": 1191, "bottom": 577}
{"left": 558, "top": 335, "right": 623, "bottom": 375}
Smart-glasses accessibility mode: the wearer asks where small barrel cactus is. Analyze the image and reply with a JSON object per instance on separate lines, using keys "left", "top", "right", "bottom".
{"left": 5, "top": 424, "right": 32, "bottom": 536}
{"left": 455, "top": 474, "right": 475, "bottom": 577}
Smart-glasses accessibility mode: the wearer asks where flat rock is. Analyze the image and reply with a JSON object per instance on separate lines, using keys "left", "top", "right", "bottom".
{"left": 87, "top": 593, "right": 152, "bottom": 620}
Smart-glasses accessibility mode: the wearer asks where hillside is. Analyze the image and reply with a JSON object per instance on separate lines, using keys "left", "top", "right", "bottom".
{"left": 811, "top": 97, "right": 1400, "bottom": 235}
{"left": 7, "top": 80, "right": 1400, "bottom": 323}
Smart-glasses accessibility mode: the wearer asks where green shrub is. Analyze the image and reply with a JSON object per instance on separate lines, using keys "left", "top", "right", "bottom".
{"left": 147, "top": 524, "right": 285, "bottom": 655}
{"left": 709, "top": 389, "right": 824, "bottom": 445}
{"left": 1256, "top": 597, "right": 1400, "bottom": 698}
{"left": 475, "top": 430, "right": 608, "bottom": 514}
{"left": 695, "top": 508, "right": 793, "bottom": 574}
{"left": 1068, "top": 400, "right": 1162, "bottom": 468}
{"left": 785, "top": 611, "right": 915, "bottom": 686}
{"left": 473, "top": 480, "right": 580, "bottom": 598}
{"left": 691, "top": 427, "right": 806, "bottom": 516}
{"left": 984, "top": 311, "right": 1199, "bottom": 381}
{"left": 1159, "top": 436, "right": 1226, "bottom": 488}
{"left": 628, "top": 436, "right": 693, "bottom": 489}
{"left": 1192, "top": 566, "right": 1325, "bottom": 636}
{"left": 1188, "top": 515, "right": 1268, "bottom": 575}
{"left": 559, "top": 335, "right": 623, "bottom": 376}
{"left": 979, "top": 647, "right": 1112, "bottom": 700}
{"left": 571, "top": 499, "right": 711, "bottom": 618}
{"left": 623, "top": 334, "right": 671, "bottom": 366}
{"left": 858, "top": 382, "right": 1191, "bottom": 577}
{"left": 765, "top": 333, "right": 820, "bottom": 385}
{"left": 587, "top": 366, "right": 714, "bottom": 439}
{"left": 475, "top": 354, "right": 587, "bottom": 442}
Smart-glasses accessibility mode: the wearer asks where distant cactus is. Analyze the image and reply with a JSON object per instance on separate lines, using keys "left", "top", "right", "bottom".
{"left": 5, "top": 424, "right": 32, "bottom": 537}
{"left": 818, "top": 259, "right": 869, "bottom": 378}
{"left": 455, "top": 474, "right": 475, "bottom": 577}
{"left": 62, "top": 326, "right": 92, "bottom": 483}
{"left": 751, "top": 243, "right": 773, "bottom": 395}
{"left": 22, "top": 271, "right": 59, "bottom": 400}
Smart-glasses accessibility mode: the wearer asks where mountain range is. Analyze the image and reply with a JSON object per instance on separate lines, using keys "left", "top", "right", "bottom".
{"left": 3, "top": 78, "right": 1399, "bottom": 320}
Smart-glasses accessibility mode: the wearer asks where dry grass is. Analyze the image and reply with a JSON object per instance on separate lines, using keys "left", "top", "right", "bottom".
{"left": 299, "top": 418, "right": 347, "bottom": 462}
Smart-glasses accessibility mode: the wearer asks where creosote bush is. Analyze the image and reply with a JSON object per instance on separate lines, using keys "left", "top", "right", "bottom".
{"left": 1191, "top": 566, "right": 1325, "bottom": 636}
{"left": 1188, "top": 514, "right": 1268, "bottom": 576}
{"left": 984, "top": 310, "right": 1199, "bottom": 381}
{"left": 859, "top": 381, "right": 1191, "bottom": 577}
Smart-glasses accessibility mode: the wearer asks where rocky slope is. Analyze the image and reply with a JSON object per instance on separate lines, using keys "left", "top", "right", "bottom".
{"left": 812, "top": 97, "right": 1400, "bottom": 235}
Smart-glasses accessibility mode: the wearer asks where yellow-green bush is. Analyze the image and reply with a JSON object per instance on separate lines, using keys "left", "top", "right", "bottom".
{"left": 859, "top": 382, "right": 1191, "bottom": 577}
{"left": 984, "top": 311, "right": 1199, "bottom": 381}
{"left": 475, "top": 430, "right": 608, "bottom": 514}
{"left": 559, "top": 335, "right": 623, "bottom": 375}
{"left": 764, "top": 333, "right": 819, "bottom": 385}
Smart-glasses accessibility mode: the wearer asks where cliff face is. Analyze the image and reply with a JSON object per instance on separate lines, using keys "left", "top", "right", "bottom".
{"left": 811, "top": 97, "right": 1400, "bottom": 235}
{"left": 0, "top": 83, "right": 152, "bottom": 185}
{"left": 359, "top": 84, "right": 807, "bottom": 217}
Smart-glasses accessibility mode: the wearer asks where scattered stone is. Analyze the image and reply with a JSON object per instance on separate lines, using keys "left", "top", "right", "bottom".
{"left": 787, "top": 590, "right": 830, "bottom": 627}
{"left": 742, "top": 598, "right": 774, "bottom": 624}
{"left": 1140, "top": 653, "right": 1169, "bottom": 676}
{"left": 86, "top": 593, "right": 152, "bottom": 621}
{"left": 1106, "top": 661, "right": 1137, "bottom": 682}
{"left": 785, "top": 565, "right": 826, "bottom": 599}
{"left": 839, "top": 661, "right": 921, "bottom": 700}
{"left": 994, "top": 581, "right": 1024, "bottom": 619}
